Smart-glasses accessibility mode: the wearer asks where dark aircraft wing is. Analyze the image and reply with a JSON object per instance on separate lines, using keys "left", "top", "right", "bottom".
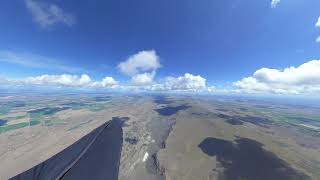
{"left": 11, "top": 117, "right": 124, "bottom": 180}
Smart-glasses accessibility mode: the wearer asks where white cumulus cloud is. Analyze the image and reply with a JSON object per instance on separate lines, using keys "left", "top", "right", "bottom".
{"left": 164, "top": 73, "right": 207, "bottom": 91}
{"left": 24, "top": 0, "right": 76, "bottom": 28}
{"left": 131, "top": 72, "right": 155, "bottom": 86}
{"left": 315, "top": 16, "right": 320, "bottom": 29}
{"left": 97, "top": 76, "right": 119, "bottom": 88}
{"left": 24, "top": 74, "right": 92, "bottom": 87}
{"left": 118, "top": 50, "right": 161, "bottom": 86}
{"left": 233, "top": 60, "right": 320, "bottom": 95}
{"left": 124, "top": 73, "right": 209, "bottom": 92}
{"left": 316, "top": 36, "right": 320, "bottom": 43}
{"left": 118, "top": 50, "right": 161, "bottom": 76}
{"left": 271, "top": 0, "right": 280, "bottom": 8}
{"left": 0, "top": 74, "right": 118, "bottom": 89}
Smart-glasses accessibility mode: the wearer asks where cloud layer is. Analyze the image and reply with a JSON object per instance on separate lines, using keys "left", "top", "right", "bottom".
{"left": 2, "top": 59, "right": 320, "bottom": 96}
{"left": 25, "top": 74, "right": 91, "bottom": 87}
{"left": 0, "top": 72, "right": 210, "bottom": 93}
{"left": 2, "top": 47, "right": 320, "bottom": 96}
{"left": 1, "top": 74, "right": 118, "bottom": 88}
{"left": 25, "top": 0, "right": 76, "bottom": 28}
{"left": 233, "top": 60, "right": 320, "bottom": 95}
{"left": 0, "top": 50, "right": 210, "bottom": 92}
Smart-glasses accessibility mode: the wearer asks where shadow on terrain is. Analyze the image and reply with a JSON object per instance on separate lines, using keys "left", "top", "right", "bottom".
{"left": 11, "top": 101, "right": 26, "bottom": 107}
{"left": 226, "top": 119, "right": 244, "bottom": 125}
{"left": 61, "top": 102, "right": 86, "bottom": 107}
{"left": 198, "top": 137, "right": 311, "bottom": 180}
{"left": 216, "top": 113, "right": 272, "bottom": 128}
{"left": 153, "top": 95, "right": 173, "bottom": 105}
{"left": 93, "top": 96, "right": 111, "bottom": 102}
{"left": 215, "top": 108, "right": 229, "bottom": 112}
{"left": 28, "top": 107, "right": 70, "bottom": 115}
{"left": 154, "top": 104, "right": 191, "bottom": 116}
{"left": 0, "top": 119, "right": 7, "bottom": 126}
{"left": 289, "top": 117, "right": 320, "bottom": 126}
{"left": 239, "top": 107, "right": 248, "bottom": 111}
{"left": 12, "top": 116, "right": 128, "bottom": 180}
{"left": 125, "top": 137, "right": 139, "bottom": 145}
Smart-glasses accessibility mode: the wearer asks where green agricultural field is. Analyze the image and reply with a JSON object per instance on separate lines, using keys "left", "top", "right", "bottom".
{"left": 0, "top": 107, "right": 10, "bottom": 116}
{"left": 6, "top": 115, "right": 27, "bottom": 120}
{"left": 29, "top": 120, "right": 41, "bottom": 126}
{"left": 0, "top": 122, "right": 29, "bottom": 133}
{"left": 85, "top": 104, "right": 106, "bottom": 111}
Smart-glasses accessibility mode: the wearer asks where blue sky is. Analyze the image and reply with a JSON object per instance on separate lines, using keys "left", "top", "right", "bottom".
{"left": 0, "top": 0, "right": 320, "bottom": 95}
